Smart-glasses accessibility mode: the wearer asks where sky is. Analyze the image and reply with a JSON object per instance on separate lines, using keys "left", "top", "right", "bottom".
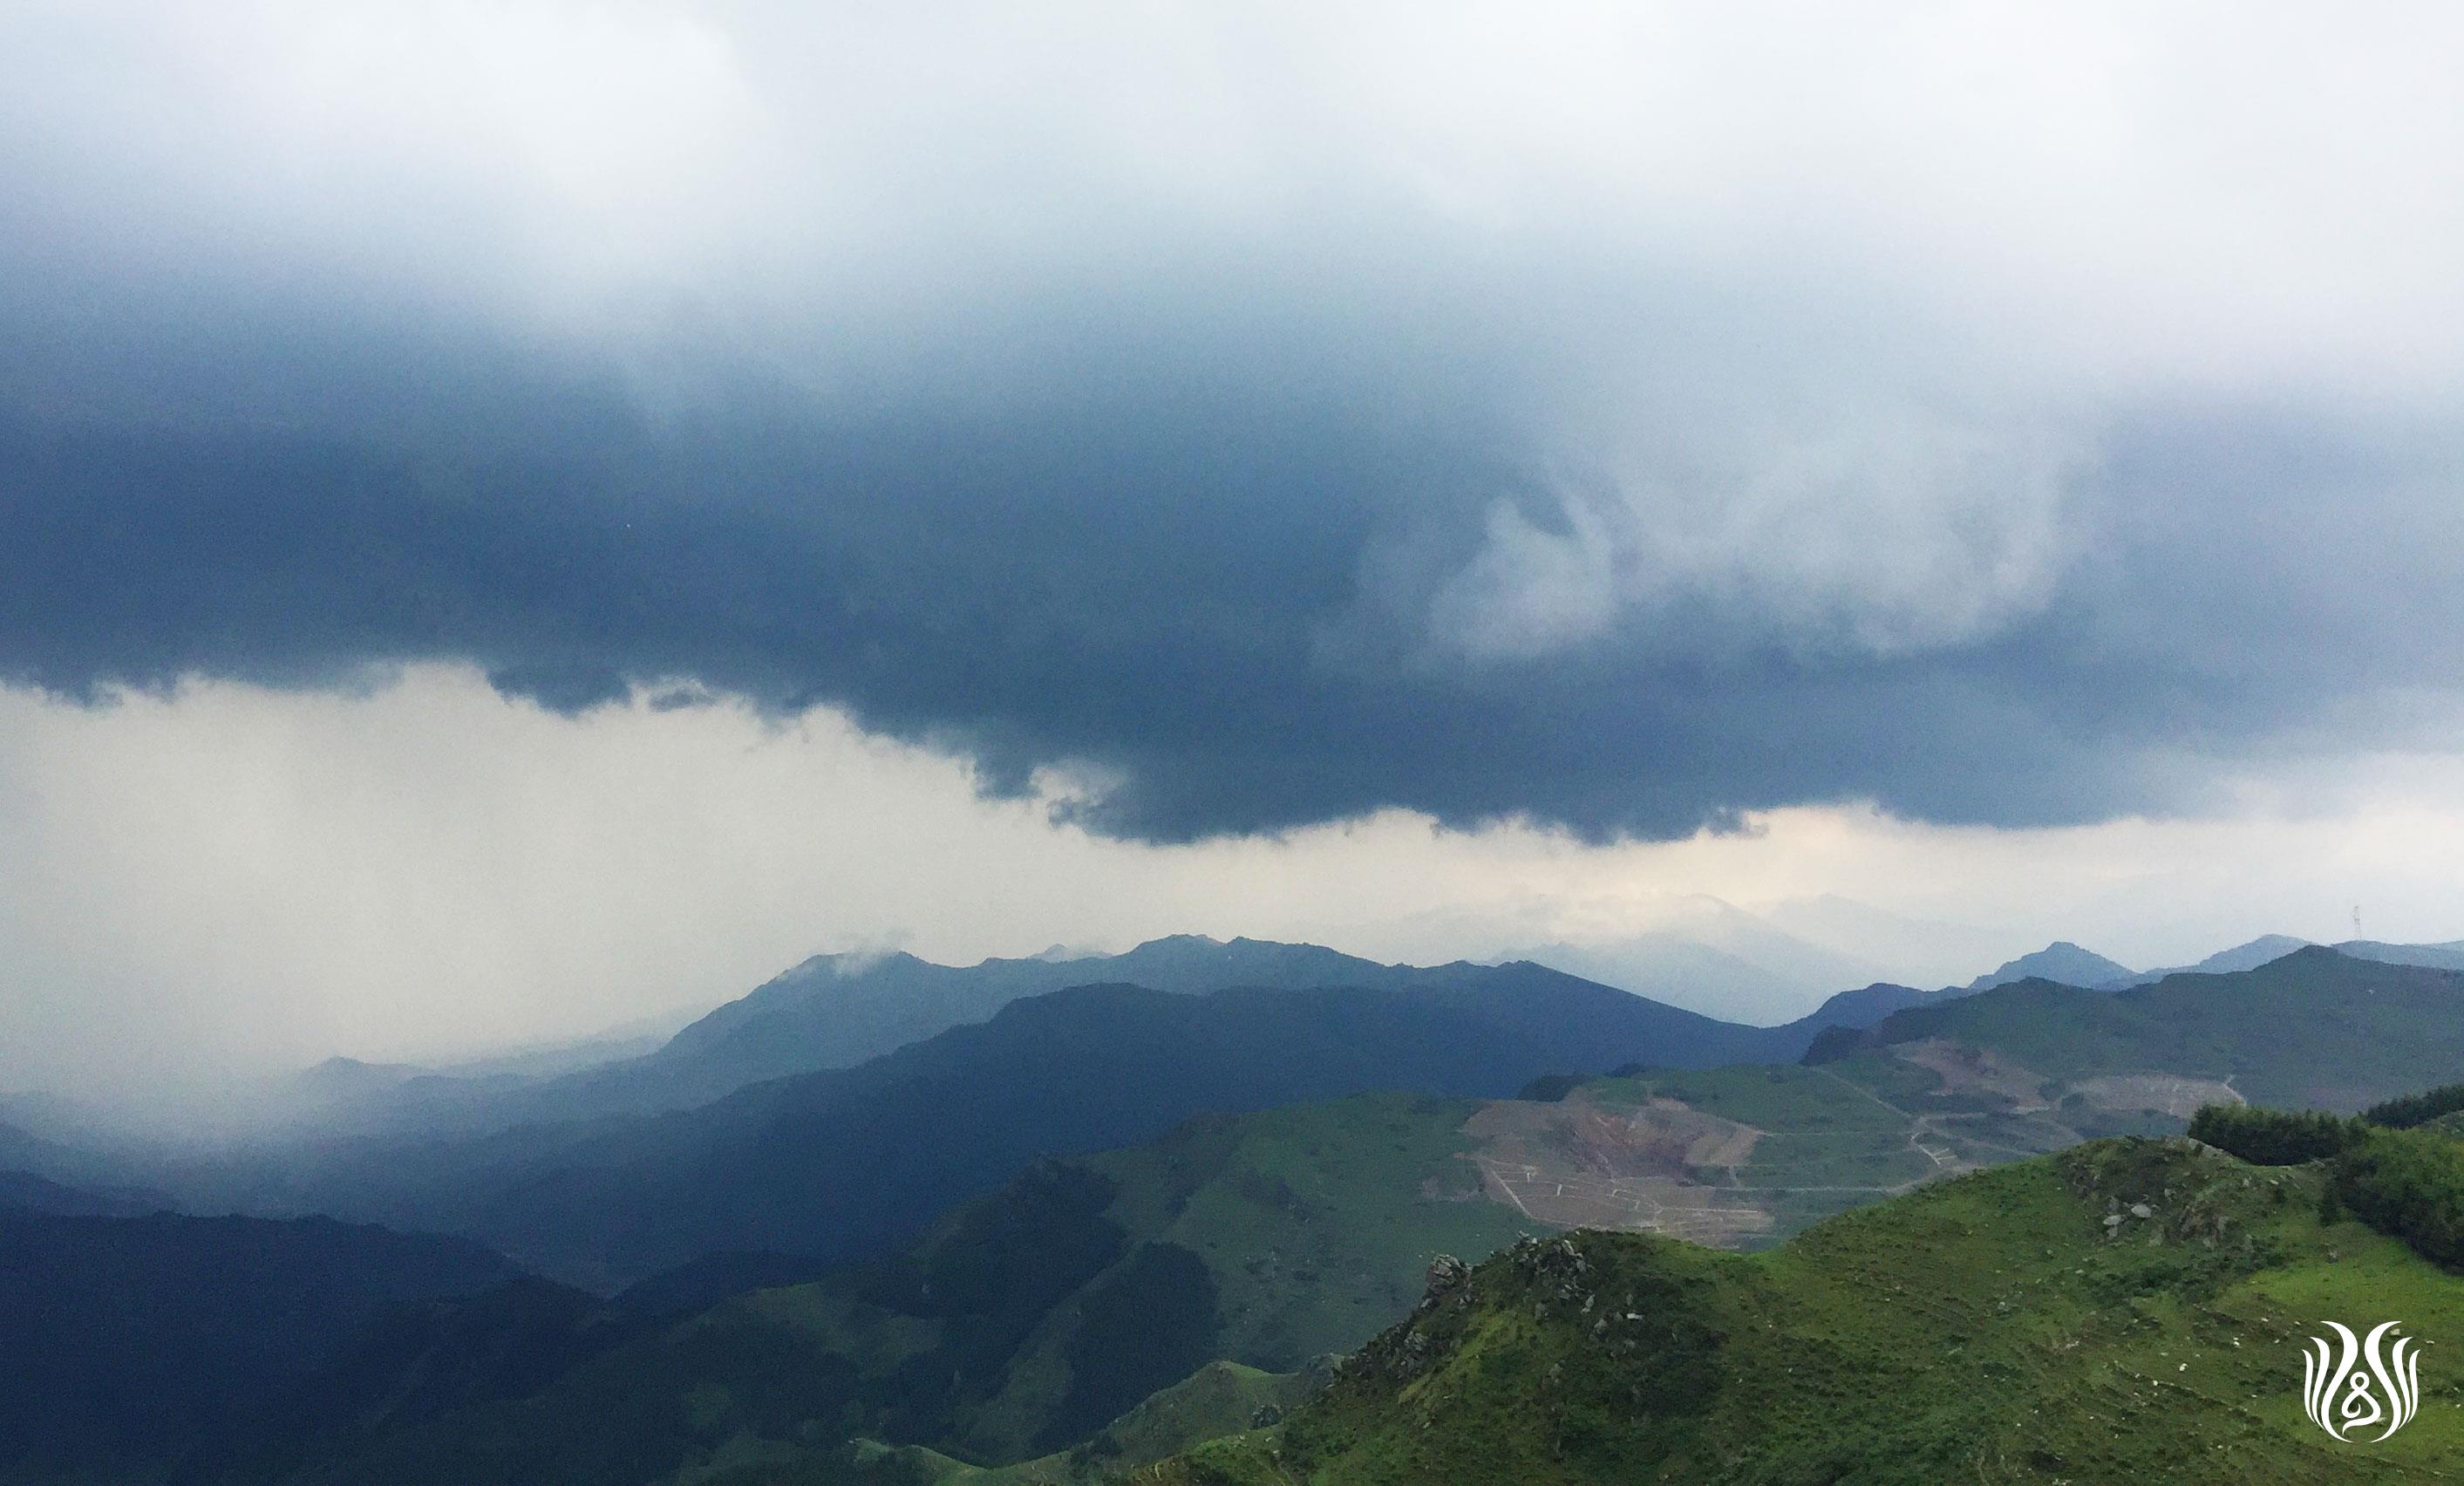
{"left": 4, "top": 3, "right": 2463, "bottom": 1098}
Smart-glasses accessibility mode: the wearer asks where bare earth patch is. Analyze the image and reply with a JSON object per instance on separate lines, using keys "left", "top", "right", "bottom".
{"left": 1893, "top": 1039, "right": 2053, "bottom": 1110}
{"left": 1457, "top": 1095, "right": 1776, "bottom": 1246}
{"left": 2069, "top": 1073, "right": 2242, "bottom": 1119}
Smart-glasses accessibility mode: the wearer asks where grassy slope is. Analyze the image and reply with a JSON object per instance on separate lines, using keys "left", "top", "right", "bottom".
{"left": 1146, "top": 1139, "right": 2464, "bottom": 1484}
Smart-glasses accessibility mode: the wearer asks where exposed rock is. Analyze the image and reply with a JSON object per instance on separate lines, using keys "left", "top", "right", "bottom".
{"left": 1392, "top": 1331, "right": 1434, "bottom": 1377}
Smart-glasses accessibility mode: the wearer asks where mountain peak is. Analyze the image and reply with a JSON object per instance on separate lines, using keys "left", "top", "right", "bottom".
{"left": 1964, "top": 941, "right": 2135, "bottom": 992}
{"left": 2112, "top": 934, "right": 2316, "bottom": 986}
{"left": 1122, "top": 933, "right": 1227, "bottom": 953}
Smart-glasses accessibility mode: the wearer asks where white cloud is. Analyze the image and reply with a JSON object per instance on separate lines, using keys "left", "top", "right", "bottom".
{"left": 1426, "top": 399, "right": 2088, "bottom": 664}
{"left": 1429, "top": 497, "right": 1621, "bottom": 661}
{"left": 10, "top": 3, "right": 2463, "bottom": 378}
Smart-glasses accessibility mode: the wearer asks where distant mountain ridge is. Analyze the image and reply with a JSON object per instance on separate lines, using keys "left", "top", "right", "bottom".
{"left": 0, "top": 1169, "right": 153, "bottom": 1217}
{"left": 1963, "top": 932, "right": 2464, "bottom": 993}
{"left": 303, "top": 935, "right": 1913, "bottom": 1140}
{"left": 1963, "top": 940, "right": 2135, "bottom": 992}
{"left": 283, "top": 928, "right": 2464, "bottom": 1144}
{"left": 1816, "top": 945, "right": 2464, "bottom": 1111}
{"left": 226, "top": 956, "right": 1942, "bottom": 1287}
{"left": 1786, "top": 980, "right": 1945, "bottom": 1027}
{"left": 651, "top": 935, "right": 1411, "bottom": 1087}
{"left": 2335, "top": 937, "right": 2464, "bottom": 973}
{"left": 303, "top": 937, "right": 1434, "bottom": 1135}
{"left": 2108, "top": 933, "right": 2314, "bottom": 986}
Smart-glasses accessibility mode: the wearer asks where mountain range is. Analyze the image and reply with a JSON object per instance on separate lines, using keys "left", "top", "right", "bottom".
{"left": 217, "top": 925, "right": 2464, "bottom": 1156}
{"left": 15, "top": 934, "right": 2464, "bottom": 1483}
{"left": 17, "top": 940, "right": 2455, "bottom": 1483}
{"left": 281, "top": 932, "right": 1911, "bottom": 1140}
{"left": 17, "top": 930, "right": 2464, "bottom": 1483}
{"left": 214, "top": 958, "right": 1930, "bottom": 1286}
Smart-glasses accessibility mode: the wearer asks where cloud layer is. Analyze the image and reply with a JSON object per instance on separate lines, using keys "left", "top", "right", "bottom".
{"left": 5, "top": 3, "right": 2462, "bottom": 842}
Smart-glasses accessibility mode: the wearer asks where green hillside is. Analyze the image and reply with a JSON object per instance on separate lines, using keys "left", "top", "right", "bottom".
{"left": 1822, "top": 948, "right": 2464, "bottom": 1110}
{"left": 1140, "top": 1136, "right": 2464, "bottom": 1484}
{"left": 249, "top": 1044, "right": 2271, "bottom": 1483}
{"left": 272, "top": 1094, "right": 1531, "bottom": 1484}
{"left": 250, "top": 1056, "right": 2253, "bottom": 1485}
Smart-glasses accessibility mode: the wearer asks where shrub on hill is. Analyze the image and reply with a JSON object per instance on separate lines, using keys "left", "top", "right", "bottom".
{"left": 1795, "top": 1025, "right": 1865, "bottom": 1065}
{"left": 1515, "top": 1073, "right": 1586, "bottom": 1101}
{"left": 2186, "top": 1088, "right": 2464, "bottom": 1270}
{"left": 2363, "top": 1081, "right": 2464, "bottom": 1129}
{"left": 2331, "top": 1127, "right": 2464, "bottom": 1269}
{"left": 2186, "top": 1104, "right": 2364, "bottom": 1165}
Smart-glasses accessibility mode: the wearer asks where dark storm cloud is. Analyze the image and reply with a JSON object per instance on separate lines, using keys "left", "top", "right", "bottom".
{"left": 5, "top": 3, "right": 2462, "bottom": 842}
{"left": 9, "top": 301, "right": 2456, "bottom": 844}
